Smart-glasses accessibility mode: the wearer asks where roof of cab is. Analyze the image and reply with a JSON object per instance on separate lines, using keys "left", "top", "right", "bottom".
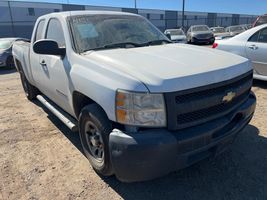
{"left": 39, "top": 10, "right": 138, "bottom": 19}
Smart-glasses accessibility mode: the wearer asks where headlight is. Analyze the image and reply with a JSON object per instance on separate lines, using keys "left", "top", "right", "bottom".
{"left": 116, "top": 90, "right": 166, "bottom": 127}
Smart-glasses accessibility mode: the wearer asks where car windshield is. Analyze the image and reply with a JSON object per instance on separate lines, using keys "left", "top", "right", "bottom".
{"left": 167, "top": 30, "right": 184, "bottom": 35}
{"left": 0, "top": 40, "right": 12, "bottom": 49}
{"left": 70, "top": 15, "right": 168, "bottom": 52}
{"left": 229, "top": 26, "right": 244, "bottom": 32}
{"left": 212, "top": 27, "right": 225, "bottom": 33}
{"left": 192, "top": 26, "right": 209, "bottom": 31}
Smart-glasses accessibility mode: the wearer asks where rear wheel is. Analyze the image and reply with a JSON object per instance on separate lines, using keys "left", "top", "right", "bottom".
{"left": 6, "top": 56, "right": 14, "bottom": 68}
{"left": 79, "top": 104, "right": 113, "bottom": 176}
{"left": 18, "top": 69, "right": 38, "bottom": 101}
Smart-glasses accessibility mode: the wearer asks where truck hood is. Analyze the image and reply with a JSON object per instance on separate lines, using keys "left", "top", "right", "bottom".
{"left": 83, "top": 43, "right": 251, "bottom": 92}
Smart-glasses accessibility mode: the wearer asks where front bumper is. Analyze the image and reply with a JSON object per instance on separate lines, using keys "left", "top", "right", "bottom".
{"left": 109, "top": 92, "right": 256, "bottom": 182}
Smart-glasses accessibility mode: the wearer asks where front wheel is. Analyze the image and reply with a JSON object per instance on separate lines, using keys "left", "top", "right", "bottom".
{"left": 79, "top": 104, "right": 113, "bottom": 176}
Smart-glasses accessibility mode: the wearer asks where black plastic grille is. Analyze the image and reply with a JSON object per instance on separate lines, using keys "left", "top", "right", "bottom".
{"left": 177, "top": 90, "right": 250, "bottom": 125}
{"left": 175, "top": 73, "right": 253, "bottom": 104}
{"left": 165, "top": 71, "right": 253, "bottom": 130}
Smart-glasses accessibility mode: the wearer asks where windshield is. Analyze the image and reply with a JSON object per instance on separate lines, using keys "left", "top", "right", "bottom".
{"left": 212, "top": 27, "right": 225, "bottom": 33}
{"left": 70, "top": 15, "right": 168, "bottom": 52}
{"left": 0, "top": 40, "right": 12, "bottom": 49}
{"left": 167, "top": 30, "right": 184, "bottom": 35}
{"left": 192, "top": 26, "right": 209, "bottom": 32}
{"left": 229, "top": 26, "right": 244, "bottom": 32}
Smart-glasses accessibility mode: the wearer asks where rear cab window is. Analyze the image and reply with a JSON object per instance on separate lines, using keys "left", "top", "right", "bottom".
{"left": 34, "top": 19, "right": 45, "bottom": 42}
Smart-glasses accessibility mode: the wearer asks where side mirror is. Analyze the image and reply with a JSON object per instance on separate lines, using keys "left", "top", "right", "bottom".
{"left": 165, "top": 33, "right": 172, "bottom": 40}
{"left": 33, "top": 39, "right": 65, "bottom": 57}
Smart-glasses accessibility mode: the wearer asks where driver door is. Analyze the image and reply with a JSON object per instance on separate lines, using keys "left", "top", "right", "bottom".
{"left": 38, "top": 18, "right": 73, "bottom": 114}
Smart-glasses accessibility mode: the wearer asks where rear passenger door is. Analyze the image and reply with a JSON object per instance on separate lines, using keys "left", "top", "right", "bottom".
{"left": 246, "top": 28, "right": 267, "bottom": 76}
{"left": 38, "top": 18, "right": 73, "bottom": 114}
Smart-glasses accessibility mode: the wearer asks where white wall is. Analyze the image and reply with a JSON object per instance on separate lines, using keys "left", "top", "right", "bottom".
{"left": 9, "top": 2, "right": 62, "bottom": 22}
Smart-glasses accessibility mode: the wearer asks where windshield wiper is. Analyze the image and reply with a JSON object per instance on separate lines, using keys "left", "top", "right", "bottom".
{"left": 84, "top": 42, "right": 142, "bottom": 52}
{"left": 82, "top": 40, "right": 172, "bottom": 53}
{"left": 142, "top": 39, "right": 172, "bottom": 46}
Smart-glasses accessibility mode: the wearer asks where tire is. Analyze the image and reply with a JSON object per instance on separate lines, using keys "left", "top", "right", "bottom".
{"left": 79, "top": 104, "right": 113, "bottom": 176}
{"left": 18, "top": 68, "right": 38, "bottom": 101}
{"left": 6, "top": 56, "right": 14, "bottom": 68}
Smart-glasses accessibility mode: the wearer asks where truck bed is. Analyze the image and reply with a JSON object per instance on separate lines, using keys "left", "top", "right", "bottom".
{"left": 12, "top": 41, "right": 34, "bottom": 84}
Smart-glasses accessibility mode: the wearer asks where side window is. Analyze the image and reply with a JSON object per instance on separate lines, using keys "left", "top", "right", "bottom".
{"left": 248, "top": 31, "right": 260, "bottom": 42}
{"left": 258, "top": 28, "right": 267, "bottom": 43}
{"left": 35, "top": 20, "right": 45, "bottom": 42}
{"left": 45, "top": 18, "right": 65, "bottom": 47}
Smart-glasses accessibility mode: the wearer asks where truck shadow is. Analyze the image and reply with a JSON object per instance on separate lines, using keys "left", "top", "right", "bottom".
{"left": 101, "top": 125, "right": 266, "bottom": 200}
{"left": 253, "top": 79, "right": 267, "bottom": 89}
{"left": 32, "top": 100, "right": 85, "bottom": 156}
{"left": 31, "top": 101, "right": 266, "bottom": 200}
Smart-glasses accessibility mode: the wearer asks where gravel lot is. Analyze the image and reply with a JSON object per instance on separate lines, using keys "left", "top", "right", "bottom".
{"left": 0, "top": 68, "right": 267, "bottom": 200}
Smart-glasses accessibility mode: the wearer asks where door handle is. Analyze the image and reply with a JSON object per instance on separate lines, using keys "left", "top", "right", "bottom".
{"left": 40, "top": 60, "right": 46, "bottom": 65}
{"left": 248, "top": 45, "right": 258, "bottom": 50}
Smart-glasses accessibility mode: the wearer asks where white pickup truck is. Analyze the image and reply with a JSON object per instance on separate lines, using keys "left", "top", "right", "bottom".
{"left": 13, "top": 11, "right": 256, "bottom": 182}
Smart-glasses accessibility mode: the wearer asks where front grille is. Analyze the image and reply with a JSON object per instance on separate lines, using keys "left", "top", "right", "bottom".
{"left": 177, "top": 90, "right": 250, "bottom": 125}
{"left": 196, "top": 34, "right": 211, "bottom": 39}
{"left": 164, "top": 71, "right": 253, "bottom": 130}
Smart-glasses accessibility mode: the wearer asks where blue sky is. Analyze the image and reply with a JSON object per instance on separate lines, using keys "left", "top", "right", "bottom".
{"left": 12, "top": 0, "right": 267, "bottom": 15}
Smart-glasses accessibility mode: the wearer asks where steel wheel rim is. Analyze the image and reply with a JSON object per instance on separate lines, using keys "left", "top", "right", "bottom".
{"left": 84, "top": 121, "right": 104, "bottom": 163}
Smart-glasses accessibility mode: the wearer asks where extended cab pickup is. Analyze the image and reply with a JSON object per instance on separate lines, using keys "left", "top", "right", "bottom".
{"left": 13, "top": 11, "right": 256, "bottom": 182}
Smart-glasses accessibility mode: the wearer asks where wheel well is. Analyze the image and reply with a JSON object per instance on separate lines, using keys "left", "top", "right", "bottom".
{"left": 14, "top": 58, "right": 22, "bottom": 72}
{"left": 73, "top": 91, "right": 125, "bottom": 131}
{"left": 72, "top": 91, "right": 97, "bottom": 118}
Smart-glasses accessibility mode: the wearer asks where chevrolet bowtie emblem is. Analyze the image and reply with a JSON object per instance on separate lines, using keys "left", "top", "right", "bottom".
{"left": 223, "top": 91, "right": 236, "bottom": 103}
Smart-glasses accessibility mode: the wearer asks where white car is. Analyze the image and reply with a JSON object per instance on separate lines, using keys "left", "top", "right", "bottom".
{"left": 225, "top": 25, "right": 246, "bottom": 36}
{"left": 164, "top": 29, "right": 187, "bottom": 43}
{"left": 213, "top": 24, "right": 267, "bottom": 81}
